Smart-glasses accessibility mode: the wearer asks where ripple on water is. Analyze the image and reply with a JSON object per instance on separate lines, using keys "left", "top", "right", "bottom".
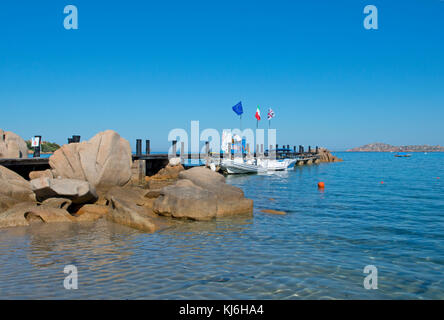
{"left": 1, "top": 153, "right": 444, "bottom": 299}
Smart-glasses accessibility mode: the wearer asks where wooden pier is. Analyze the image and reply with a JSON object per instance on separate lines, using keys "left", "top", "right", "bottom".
{"left": 0, "top": 139, "right": 321, "bottom": 180}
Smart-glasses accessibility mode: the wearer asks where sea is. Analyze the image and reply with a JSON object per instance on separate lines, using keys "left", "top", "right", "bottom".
{"left": 1, "top": 152, "right": 443, "bottom": 299}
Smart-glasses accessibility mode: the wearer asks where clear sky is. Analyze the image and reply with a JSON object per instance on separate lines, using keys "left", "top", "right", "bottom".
{"left": 0, "top": 0, "right": 443, "bottom": 151}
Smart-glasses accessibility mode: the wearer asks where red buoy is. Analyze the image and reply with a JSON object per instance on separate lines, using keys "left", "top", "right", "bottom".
{"left": 318, "top": 182, "right": 325, "bottom": 189}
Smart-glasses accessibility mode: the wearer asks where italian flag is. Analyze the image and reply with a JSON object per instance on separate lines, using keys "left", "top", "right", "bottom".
{"left": 255, "top": 106, "right": 261, "bottom": 121}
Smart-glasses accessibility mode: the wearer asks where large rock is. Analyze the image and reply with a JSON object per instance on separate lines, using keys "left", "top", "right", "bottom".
{"left": 317, "top": 148, "right": 343, "bottom": 163}
{"left": 0, "top": 165, "right": 36, "bottom": 212}
{"left": 30, "top": 177, "right": 97, "bottom": 204}
{"left": 0, "top": 129, "right": 28, "bottom": 159}
{"left": 178, "top": 166, "right": 225, "bottom": 188}
{"left": 154, "top": 179, "right": 218, "bottom": 221}
{"left": 153, "top": 167, "right": 253, "bottom": 220}
{"left": 105, "top": 186, "right": 169, "bottom": 232}
{"left": 49, "top": 130, "right": 132, "bottom": 189}
{"left": 0, "top": 203, "right": 75, "bottom": 229}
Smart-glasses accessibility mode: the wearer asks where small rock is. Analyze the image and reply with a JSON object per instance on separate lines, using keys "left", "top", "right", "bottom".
{"left": 31, "top": 177, "right": 98, "bottom": 204}
{"left": 29, "top": 169, "right": 53, "bottom": 180}
{"left": 260, "top": 209, "right": 286, "bottom": 215}
{"left": 75, "top": 204, "right": 109, "bottom": 222}
{"left": 41, "top": 198, "right": 72, "bottom": 210}
{"left": 144, "top": 189, "right": 163, "bottom": 199}
{"left": 169, "top": 157, "right": 181, "bottom": 167}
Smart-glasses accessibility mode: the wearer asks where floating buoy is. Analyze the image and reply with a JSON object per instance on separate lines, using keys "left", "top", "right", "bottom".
{"left": 318, "top": 182, "right": 325, "bottom": 189}
{"left": 381, "top": 181, "right": 384, "bottom": 184}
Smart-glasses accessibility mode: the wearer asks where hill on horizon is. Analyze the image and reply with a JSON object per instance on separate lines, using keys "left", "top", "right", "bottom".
{"left": 347, "top": 143, "right": 444, "bottom": 152}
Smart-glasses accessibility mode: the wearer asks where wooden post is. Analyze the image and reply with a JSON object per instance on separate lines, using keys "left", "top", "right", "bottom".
{"left": 136, "top": 139, "right": 142, "bottom": 156}
{"left": 145, "top": 140, "right": 152, "bottom": 175}
{"left": 146, "top": 140, "right": 150, "bottom": 155}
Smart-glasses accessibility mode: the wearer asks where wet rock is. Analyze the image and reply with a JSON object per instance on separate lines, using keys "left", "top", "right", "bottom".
{"left": 217, "top": 198, "right": 253, "bottom": 217}
{"left": 0, "top": 129, "right": 28, "bottom": 159}
{"left": 154, "top": 179, "right": 218, "bottom": 221}
{"left": 260, "top": 209, "right": 286, "bottom": 215}
{"left": 49, "top": 130, "right": 132, "bottom": 189}
{"left": 154, "top": 167, "right": 253, "bottom": 220}
{"left": 30, "top": 177, "right": 97, "bottom": 204}
{"left": 105, "top": 186, "right": 169, "bottom": 232}
{"left": 0, "top": 203, "right": 75, "bottom": 229}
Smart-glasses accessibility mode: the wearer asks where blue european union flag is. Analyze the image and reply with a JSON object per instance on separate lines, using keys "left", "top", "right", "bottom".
{"left": 232, "top": 101, "right": 243, "bottom": 116}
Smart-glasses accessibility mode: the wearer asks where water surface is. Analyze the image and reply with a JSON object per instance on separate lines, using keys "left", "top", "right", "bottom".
{"left": 1, "top": 152, "right": 443, "bottom": 299}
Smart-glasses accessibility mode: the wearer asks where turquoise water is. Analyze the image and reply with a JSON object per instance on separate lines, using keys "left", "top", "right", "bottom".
{"left": 0, "top": 152, "right": 443, "bottom": 299}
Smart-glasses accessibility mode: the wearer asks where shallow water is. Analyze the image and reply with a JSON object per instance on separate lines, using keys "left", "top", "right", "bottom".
{"left": 1, "top": 152, "right": 443, "bottom": 299}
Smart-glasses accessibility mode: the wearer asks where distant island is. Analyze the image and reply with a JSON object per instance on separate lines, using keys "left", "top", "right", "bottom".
{"left": 347, "top": 143, "right": 444, "bottom": 152}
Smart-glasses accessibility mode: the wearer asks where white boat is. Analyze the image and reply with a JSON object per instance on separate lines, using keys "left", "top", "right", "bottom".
{"left": 220, "top": 157, "right": 297, "bottom": 174}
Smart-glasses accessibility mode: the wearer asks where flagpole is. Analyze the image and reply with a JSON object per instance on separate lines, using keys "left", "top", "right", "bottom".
{"left": 240, "top": 114, "right": 242, "bottom": 130}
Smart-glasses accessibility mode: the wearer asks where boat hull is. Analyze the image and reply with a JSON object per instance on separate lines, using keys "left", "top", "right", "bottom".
{"left": 221, "top": 159, "right": 297, "bottom": 174}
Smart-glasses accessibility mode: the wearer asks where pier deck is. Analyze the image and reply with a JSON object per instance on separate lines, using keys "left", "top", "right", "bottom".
{"left": 1, "top": 150, "right": 320, "bottom": 180}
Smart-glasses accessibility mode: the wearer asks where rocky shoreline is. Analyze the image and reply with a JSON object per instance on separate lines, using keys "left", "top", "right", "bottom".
{"left": 1, "top": 129, "right": 342, "bottom": 232}
{"left": 0, "top": 130, "right": 253, "bottom": 232}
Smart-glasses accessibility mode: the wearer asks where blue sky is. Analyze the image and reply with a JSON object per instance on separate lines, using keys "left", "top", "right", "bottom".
{"left": 0, "top": 0, "right": 443, "bottom": 151}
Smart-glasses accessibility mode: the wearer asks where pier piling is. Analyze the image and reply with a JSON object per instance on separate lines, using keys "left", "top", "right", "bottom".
{"left": 172, "top": 140, "right": 177, "bottom": 156}
{"left": 136, "top": 139, "right": 142, "bottom": 156}
{"left": 146, "top": 140, "right": 150, "bottom": 155}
